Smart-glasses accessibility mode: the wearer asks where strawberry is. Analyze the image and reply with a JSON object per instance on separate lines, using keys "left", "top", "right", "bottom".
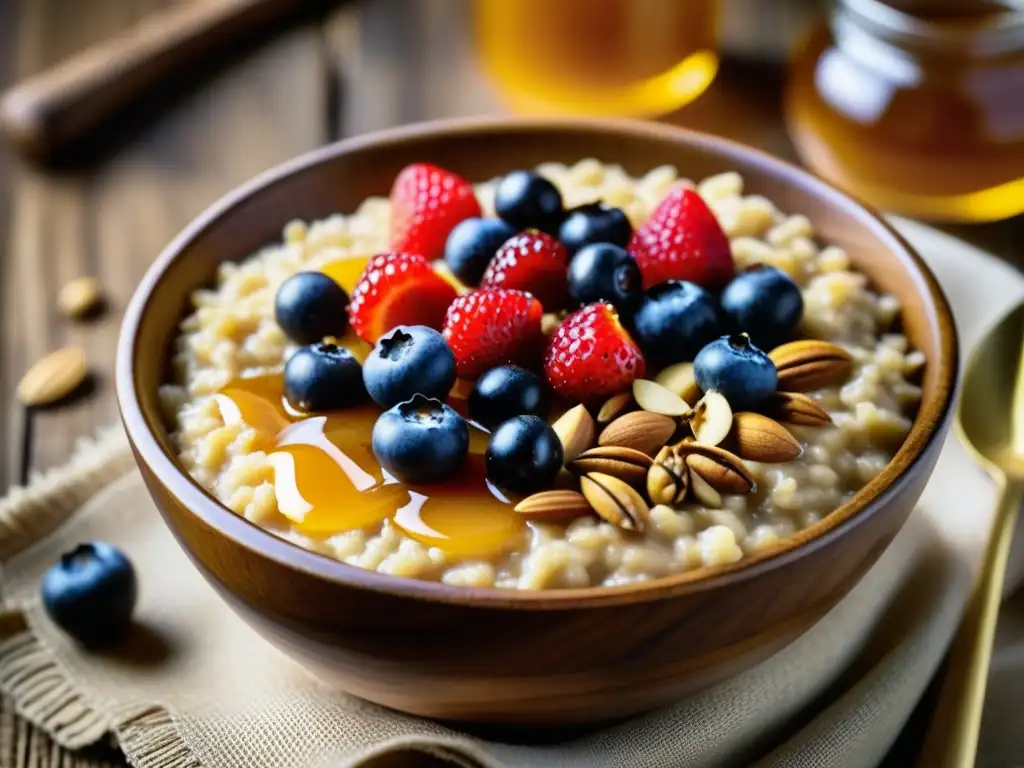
{"left": 442, "top": 289, "right": 544, "bottom": 379}
{"left": 543, "top": 303, "right": 645, "bottom": 402}
{"left": 348, "top": 252, "right": 458, "bottom": 344}
{"left": 390, "top": 163, "right": 481, "bottom": 260}
{"left": 480, "top": 230, "right": 568, "bottom": 309}
{"left": 628, "top": 187, "right": 734, "bottom": 290}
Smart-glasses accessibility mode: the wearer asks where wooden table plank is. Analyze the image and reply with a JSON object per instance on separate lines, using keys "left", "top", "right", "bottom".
{"left": 0, "top": 0, "right": 330, "bottom": 489}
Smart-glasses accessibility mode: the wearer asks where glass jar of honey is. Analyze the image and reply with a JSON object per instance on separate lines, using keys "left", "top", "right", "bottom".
{"left": 473, "top": 0, "right": 720, "bottom": 118}
{"left": 785, "top": 0, "right": 1024, "bottom": 222}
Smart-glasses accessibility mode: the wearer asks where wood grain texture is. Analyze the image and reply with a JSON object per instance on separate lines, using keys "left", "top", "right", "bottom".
{"left": 0, "top": 0, "right": 328, "bottom": 491}
{"left": 116, "top": 119, "right": 956, "bottom": 725}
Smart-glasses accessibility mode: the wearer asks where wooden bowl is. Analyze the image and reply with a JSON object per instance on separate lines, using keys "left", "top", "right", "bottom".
{"left": 116, "top": 118, "right": 957, "bottom": 727}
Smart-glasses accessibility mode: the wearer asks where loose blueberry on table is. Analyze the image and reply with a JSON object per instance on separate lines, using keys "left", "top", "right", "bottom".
{"left": 41, "top": 542, "right": 137, "bottom": 649}
{"left": 220, "top": 160, "right": 859, "bottom": 569}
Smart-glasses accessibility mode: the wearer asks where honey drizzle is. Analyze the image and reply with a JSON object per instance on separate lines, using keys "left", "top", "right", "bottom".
{"left": 213, "top": 366, "right": 526, "bottom": 557}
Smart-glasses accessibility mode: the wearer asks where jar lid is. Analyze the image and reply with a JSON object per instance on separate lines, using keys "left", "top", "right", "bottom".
{"left": 840, "top": 0, "right": 1024, "bottom": 56}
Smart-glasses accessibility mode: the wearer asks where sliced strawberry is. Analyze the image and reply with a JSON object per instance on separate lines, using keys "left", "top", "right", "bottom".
{"left": 348, "top": 252, "right": 457, "bottom": 344}
{"left": 480, "top": 229, "right": 568, "bottom": 309}
{"left": 543, "top": 303, "right": 645, "bottom": 402}
{"left": 442, "top": 289, "right": 544, "bottom": 379}
{"left": 390, "top": 163, "right": 481, "bottom": 260}
{"left": 628, "top": 187, "right": 734, "bottom": 290}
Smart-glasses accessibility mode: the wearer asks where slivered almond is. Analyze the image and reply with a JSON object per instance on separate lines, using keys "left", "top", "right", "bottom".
{"left": 769, "top": 340, "right": 853, "bottom": 392}
{"left": 730, "top": 412, "right": 802, "bottom": 463}
{"left": 551, "top": 404, "right": 595, "bottom": 463}
{"left": 689, "top": 391, "right": 733, "bottom": 446}
{"left": 598, "top": 411, "right": 677, "bottom": 456}
{"left": 632, "top": 379, "right": 691, "bottom": 417}
{"left": 515, "top": 490, "right": 593, "bottom": 521}
{"left": 761, "top": 391, "right": 832, "bottom": 426}
{"left": 689, "top": 468, "right": 723, "bottom": 508}
{"left": 655, "top": 362, "right": 701, "bottom": 404}
{"left": 597, "top": 391, "right": 634, "bottom": 425}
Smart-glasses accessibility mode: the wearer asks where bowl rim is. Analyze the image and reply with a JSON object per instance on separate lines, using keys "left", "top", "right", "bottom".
{"left": 116, "top": 115, "right": 958, "bottom": 609}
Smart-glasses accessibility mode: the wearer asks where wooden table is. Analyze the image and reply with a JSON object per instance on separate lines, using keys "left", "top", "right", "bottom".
{"left": 0, "top": 1, "right": 1019, "bottom": 765}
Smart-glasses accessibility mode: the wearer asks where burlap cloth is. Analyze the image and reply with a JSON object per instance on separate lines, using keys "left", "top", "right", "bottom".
{"left": 2, "top": 221, "right": 1024, "bottom": 768}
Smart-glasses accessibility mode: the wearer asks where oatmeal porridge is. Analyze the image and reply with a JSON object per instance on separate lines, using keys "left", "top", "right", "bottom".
{"left": 160, "top": 159, "right": 924, "bottom": 590}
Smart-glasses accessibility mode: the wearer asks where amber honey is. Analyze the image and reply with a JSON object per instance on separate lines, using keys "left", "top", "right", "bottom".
{"left": 214, "top": 368, "right": 526, "bottom": 559}
{"left": 785, "top": 0, "right": 1024, "bottom": 222}
{"left": 473, "top": 0, "right": 720, "bottom": 117}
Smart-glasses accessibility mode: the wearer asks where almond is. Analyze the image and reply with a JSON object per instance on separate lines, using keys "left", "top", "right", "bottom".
{"left": 17, "top": 347, "right": 89, "bottom": 407}
{"left": 597, "top": 391, "right": 635, "bottom": 425}
{"left": 730, "top": 412, "right": 802, "bottom": 463}
{"left": 598, "top": 411, "right": 677, "bottom": 456}
{"left": 676, "top": 442, "right": 755, "bottom": 495}
{"left": 567, "top": 446, "right": 652, "bottom": 487}
{"left": 515, "top": 490, "right": 593, "bottom": 521}
{"left": 769, "top": 340, "right": 853, "bottom": 392}
{"left": 580, "top": 472, "right": 649, "bottom": 531}
{"left": 647, "top": 446, "right": 689, "bottom": 506}
{"left": 688, "top": 467, "right": 723, "bottom": 508}
{"left": 655, "top": 362, "right": 702, "bottom": 404}
{"left": 551, "top": 404, "right": 595, "bottom": 463}
{"left": 761, "top": 391, "right": 832, "bottom": 426}
{"left": 689, "top": 391, "right": 733, "bottom": 446}
{"left": 58, "top": 276, "right": 105, "bottom": 319}
{"left": 632, "top": 379, "right": 692, "bottom": 417}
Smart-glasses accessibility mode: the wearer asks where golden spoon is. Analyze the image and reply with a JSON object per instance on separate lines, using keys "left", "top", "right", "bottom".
{"left": 919, "top": 300, "right": 1024, "bottom": 767}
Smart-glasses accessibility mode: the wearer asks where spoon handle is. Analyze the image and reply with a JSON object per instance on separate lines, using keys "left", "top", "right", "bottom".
{"left": 918, "top": 478, "right": 1023, "bottom": 767}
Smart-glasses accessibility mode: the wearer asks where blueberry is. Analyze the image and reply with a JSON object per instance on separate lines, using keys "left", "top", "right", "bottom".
{"left": 468, "top": 365, "right": 547, "bottom": 430}
{"left": 694, "top": 334, "right": 778, "bottom": 410}
{"left": 494, "top": 171, "right": 563, "bottom": 234}
{"left": 444, "top": 217, "right": 517, "bottom": 286}
{"left": 485, "top": 415, "right": 564, "bottom": 495}
{"left": 284, "top": 342, "right": 365, "bottom": 411}
{"left": 631, "top": 281, "right": 721, "bottom": 366}
{"left": 372, "top": 394, "right": 469, "bottom": 482}
{"left": 274, "top": 271, "right": 349, "bottom": 345}
{"left": 567, "top": 243, "right": 643, "bottom": 313}
{"left": 362, "top": 325, "right": 456, "bottom": 409}
{"left": 720, "top": 266, "right": 804, "bottom": 350}
{"left": 558, "top": 203, "right": 632, "bottom": 255}
{"left": 41, "top": 542, "right": 136, "bottom": 649}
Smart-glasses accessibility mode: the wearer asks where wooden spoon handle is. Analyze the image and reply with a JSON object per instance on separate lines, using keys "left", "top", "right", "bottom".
{"left": 917, "top": 478, "right": 1023, "bottom": 767}
{"left": 0, "top": 0, "right": 308, "bottom": 160}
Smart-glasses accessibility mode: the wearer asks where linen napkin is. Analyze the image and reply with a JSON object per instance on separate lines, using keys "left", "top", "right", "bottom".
{"left": 0, "top": 221, "right": 1021, "bottom": 768}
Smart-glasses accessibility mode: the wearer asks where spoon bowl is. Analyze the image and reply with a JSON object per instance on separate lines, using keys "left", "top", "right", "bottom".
{"left": 957, "top": 300, "right": 1024, "bottom": 479}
